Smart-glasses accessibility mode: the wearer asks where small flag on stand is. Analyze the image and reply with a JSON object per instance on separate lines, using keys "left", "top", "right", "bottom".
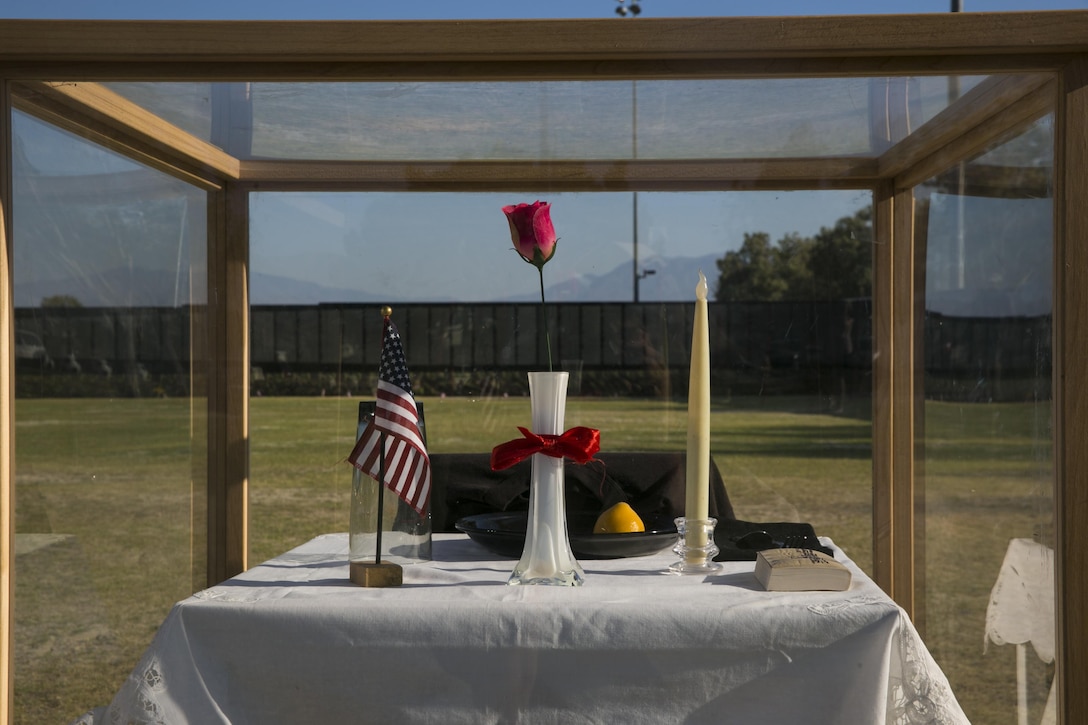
{"left": 348, "top": 310, "right": 431, "bottom": 515}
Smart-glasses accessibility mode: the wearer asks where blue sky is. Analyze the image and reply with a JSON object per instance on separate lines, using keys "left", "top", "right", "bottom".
{"left": 2, "top": 0, "right": 1086, "bottom": 19}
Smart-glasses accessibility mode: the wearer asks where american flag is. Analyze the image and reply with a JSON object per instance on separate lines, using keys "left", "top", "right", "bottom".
{"left": 347, "top": 316, "right": 431, "bottom": 514}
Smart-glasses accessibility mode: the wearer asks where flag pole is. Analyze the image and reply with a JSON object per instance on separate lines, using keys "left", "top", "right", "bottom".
{"left": 375, "top": 431, "right": 386, "bottom": 565}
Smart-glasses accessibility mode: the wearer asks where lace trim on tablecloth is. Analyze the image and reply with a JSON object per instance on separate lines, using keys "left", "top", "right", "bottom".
{"left": 66, "top": 654, "right": 171, "bottom": 725}
{"left": 887, "top": 614, "right": 968, "bottom": 725}
{"left": 807, "top": 596, "right": 967, "bottom": 725}
{"left": 103, "top": 653, "right": 168, "bottom": 725}
{"left": 806, "top": 594, "right": 887, "bottom": 616}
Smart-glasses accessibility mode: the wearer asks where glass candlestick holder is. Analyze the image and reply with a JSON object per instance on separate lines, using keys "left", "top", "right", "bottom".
{"left": 668, "top": 517, "right": 723, "bottom": 574}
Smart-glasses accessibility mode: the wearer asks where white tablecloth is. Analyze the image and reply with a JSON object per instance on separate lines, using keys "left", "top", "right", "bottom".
{"left": 86, "top": 534, "right": 968, "bottom": 725}
{"left": 986, "top": 537, "right": 1056, "bottom": 725}
{"left": 986, "top": 537, "right": 1055, "bottom": 663}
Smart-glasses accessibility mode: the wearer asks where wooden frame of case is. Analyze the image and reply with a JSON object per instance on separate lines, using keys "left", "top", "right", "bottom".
{"left": 0, "top": 12, "right": 1085, "bottom": 724}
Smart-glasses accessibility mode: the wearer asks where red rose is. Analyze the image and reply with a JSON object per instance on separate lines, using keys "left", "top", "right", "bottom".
{"left": 503, "top": 201, "right": 557, "bottom": 270}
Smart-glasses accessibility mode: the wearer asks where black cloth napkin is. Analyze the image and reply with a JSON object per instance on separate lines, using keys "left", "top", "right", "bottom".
{"left": 429, "top": 451, "right": 735, "bottom": 533}
{"left": 713, "top": 518, "right": 834, "bottom": 561}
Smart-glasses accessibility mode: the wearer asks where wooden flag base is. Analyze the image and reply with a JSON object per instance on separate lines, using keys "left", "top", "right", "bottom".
{"left": 350, "top": 561, "right": 403, "bottom": 588}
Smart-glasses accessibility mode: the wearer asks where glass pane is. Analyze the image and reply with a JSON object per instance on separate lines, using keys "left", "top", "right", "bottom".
{"left": 248, "top": 189, "right": 875, "bottom": 577}
{"left": 103, "top": 76, "right": 986, "bottom": 162}
{"left": 12, "top": 110, "right": 207, "bottom": 722}
{"left": 101, "top": 82, "right": 213, "bottom": 144}
{"left": 918, "top": 116, "right": 1054, "bottom": 725}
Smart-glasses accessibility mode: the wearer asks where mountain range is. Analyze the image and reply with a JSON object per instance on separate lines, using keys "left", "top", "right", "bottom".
{"left": 16, "top": 253, "right": 723, "bottom": 307}
{"left": 15, "top": 249, "right": 1051, "bottom": 318}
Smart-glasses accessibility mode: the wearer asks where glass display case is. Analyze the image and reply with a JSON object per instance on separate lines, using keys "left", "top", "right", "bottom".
{"left": 1, "top": 12, "right": 1086, "bottom": 724}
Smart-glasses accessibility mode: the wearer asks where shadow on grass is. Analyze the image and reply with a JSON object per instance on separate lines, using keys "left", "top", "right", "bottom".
{"left": 718, "top": 424, "right": 873, "bottom": 460}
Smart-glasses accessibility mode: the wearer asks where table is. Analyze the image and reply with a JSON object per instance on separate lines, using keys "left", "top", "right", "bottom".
{"left": 82, "top": 534, "right": 968, "bottom": 725}
{"left": 986, "top": 538, "right": 1056, "bottom": 725}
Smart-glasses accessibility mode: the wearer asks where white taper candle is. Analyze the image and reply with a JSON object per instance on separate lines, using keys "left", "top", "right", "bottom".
{"left": 685, "top": 271, "right": 711, "bottom": 553}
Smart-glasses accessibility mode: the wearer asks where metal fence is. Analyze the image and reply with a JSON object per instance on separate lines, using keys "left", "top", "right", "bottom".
{"left": 13, "top": 300, "right": 1051, "bottom": 395}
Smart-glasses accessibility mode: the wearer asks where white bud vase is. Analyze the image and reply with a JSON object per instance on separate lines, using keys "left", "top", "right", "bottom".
{"left": 508, "top": 371, "right": 585, "bottom": 586}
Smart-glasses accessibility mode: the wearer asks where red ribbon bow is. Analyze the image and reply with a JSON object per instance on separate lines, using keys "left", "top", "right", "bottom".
{"left": 490, "top": 426, "right": 601, "bottom": 471}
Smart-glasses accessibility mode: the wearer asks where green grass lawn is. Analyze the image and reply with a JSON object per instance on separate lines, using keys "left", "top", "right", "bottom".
{"left": 13, "top": 394, "right": 1053, "bottom": 724}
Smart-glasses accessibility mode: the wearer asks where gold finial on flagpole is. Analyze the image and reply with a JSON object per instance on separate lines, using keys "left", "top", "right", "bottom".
{"left": 381, "top": 305, "right": 393, "bottom": 318}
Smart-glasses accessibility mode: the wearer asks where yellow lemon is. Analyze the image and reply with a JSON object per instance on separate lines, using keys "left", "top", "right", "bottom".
{"left": 593, "top": 502, "right": 645, "bottom": 534}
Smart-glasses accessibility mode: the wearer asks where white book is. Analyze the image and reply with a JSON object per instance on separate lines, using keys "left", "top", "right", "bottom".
{"left": 754, "top": 547, "right": 852, "bottom": 591}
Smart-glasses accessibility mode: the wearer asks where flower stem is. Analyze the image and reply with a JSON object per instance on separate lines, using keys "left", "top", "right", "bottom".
{"left": 538, "top": 267, "right": 553, "bottom": 372}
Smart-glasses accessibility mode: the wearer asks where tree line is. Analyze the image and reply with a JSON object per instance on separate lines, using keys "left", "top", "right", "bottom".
{"left": 714, "top": 206, "right": 872, "bottom": 302}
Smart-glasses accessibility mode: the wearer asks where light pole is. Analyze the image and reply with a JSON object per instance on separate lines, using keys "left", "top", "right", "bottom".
{"left": 951, "top": 0, "right": 966, "bottom": 288}
{"left": 614, "top": 1, "right": 643, "bottom": 302}
{"left": 629, "top": 75, "right": 640, "bottom": 302}
{"left": 635, "top": 268, "right": 656, "bottom": 303}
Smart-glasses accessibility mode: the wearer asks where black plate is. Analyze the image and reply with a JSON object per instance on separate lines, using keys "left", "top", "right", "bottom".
{"left": 455, "top": 511, "right": 678, "bottom": 560}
